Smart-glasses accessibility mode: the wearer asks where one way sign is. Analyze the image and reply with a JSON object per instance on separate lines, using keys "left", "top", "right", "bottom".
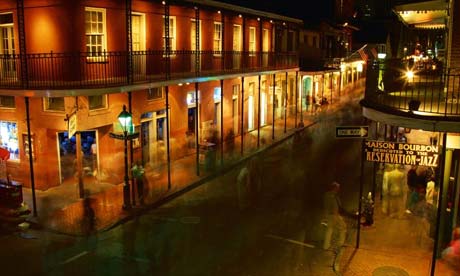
{"left": 335, "top": 126, "right": 369, "bottom": 138}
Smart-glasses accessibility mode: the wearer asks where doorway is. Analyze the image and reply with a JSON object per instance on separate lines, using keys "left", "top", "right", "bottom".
{"left": 58, "top": 130, "right": 97, "bottom": 184}
{"left": 141, "top": 110, "right": 167, "bottom": 166}
{"left": 261, "top": 92, "right": 267, "bottom": 126}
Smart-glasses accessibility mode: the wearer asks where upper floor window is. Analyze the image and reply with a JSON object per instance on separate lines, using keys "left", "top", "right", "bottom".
{"left": 163, "top": 16, "right": 176, "bottom": 53}
{"left": 88, "top": 95, "right": 107, "bottom": 110}
{"left": 147, "top": 87, "right": 164, "bottom": 101}
{"left": 249, "top": 27, "right": 256, "bottom": 55}
{"left": 85, "top": 7, "right": 107, "bottom": 60}
{"left": 213, "top": 22, "right": 222, "bottom": 55}
{"left": 0, "top": 96, "right": 15, "bottom": 108}
{"left": 287, "top": 30, "right": 295, "bottom": 52}
{"left": 44, "top": 97, "right": 65, "bottom": 111}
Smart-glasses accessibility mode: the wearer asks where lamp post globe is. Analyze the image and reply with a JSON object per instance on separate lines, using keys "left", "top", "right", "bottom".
{"left": 118, "top": 104, "right": 132, "bottom": 210}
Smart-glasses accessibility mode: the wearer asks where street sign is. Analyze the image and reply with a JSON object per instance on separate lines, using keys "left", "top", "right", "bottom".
{"left": 336, "top": 126, "right": 369, "bottom": 138}
{"left": 109, "top": 132, "right": 139, "bottom": 140}
{"left": 68, "top": 113, "right": 77, "bottom": 138}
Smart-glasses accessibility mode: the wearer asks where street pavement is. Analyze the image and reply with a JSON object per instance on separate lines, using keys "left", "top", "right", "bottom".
{"left": 2, "top": 80, "right": 456, "bottom": 275}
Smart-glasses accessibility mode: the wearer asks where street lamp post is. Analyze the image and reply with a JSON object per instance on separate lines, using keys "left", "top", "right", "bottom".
{"left": 118, "top": 105, "right": 132, "bottom": 210}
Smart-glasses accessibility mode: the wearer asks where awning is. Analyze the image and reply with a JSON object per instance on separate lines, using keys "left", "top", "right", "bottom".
{"left": 393, "top": 0, "right": 448, "bottom": 29}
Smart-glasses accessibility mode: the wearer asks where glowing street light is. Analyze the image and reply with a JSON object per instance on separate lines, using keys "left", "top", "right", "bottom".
{"left": 111, "top": 104, "right": 136, "bottom": 210}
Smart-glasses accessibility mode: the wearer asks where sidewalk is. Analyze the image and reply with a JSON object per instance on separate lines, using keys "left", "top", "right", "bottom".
{"left": 10, "top": 81, "right": 370, "bottom": 276}
{"left": 21, "top": 113, "right": 317, "bottom": 236}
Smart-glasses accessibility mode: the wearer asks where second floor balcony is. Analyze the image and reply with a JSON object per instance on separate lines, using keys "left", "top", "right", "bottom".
{"left": 362, "top": 59, "right": 460, "bottom": 124}
{"left": 0, "top": 50, "right": 298, "bottom": 91}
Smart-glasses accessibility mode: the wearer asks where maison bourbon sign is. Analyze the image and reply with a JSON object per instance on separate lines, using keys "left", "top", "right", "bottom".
{"left": 364, "top": 140, "right": 439, "bottom": 167}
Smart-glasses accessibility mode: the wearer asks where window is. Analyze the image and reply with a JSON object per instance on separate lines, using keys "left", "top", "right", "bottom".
{"left": 0, "top": 96, "right": 15, "bottom": 108}
{"left": 85, "top": 7, "right": 107, "bottom": 60}
{"left": 162, "top": 16, "right": 176, "bottom": 53}
{"left": 88, "top": 95, "right": 107, "bottom": 110}
{"left": 287, "top": 30, "right": 294, "bottom": 51}
{"left": 147, "top": 87, "right": 164, "bottom": 101}
{"left": 0, "top": 13, "right": 16, "bottom": 77}
{"left": 313, "top": 37, "right": 317, "bottom": 48}
{"left": 249, "top": 27, "right": 256, "bottom": 55}
{"left": 44, "top": 97, "right": 65, "bottom": 111}
{"left": 0, "top": 120, "right": 18, "bottom": 160}
{"left": 213, "top": 22, "right": 222, "bottom": 55}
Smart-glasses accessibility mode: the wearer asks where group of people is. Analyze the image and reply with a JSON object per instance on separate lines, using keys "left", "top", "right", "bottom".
{"left": 380, "top": 164, "right": 437, "bottom": 219}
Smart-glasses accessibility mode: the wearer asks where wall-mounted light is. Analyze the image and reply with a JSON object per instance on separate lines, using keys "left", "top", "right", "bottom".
{"left": 162, "top": 1, "right": 166, "bottom": 5}
{"left": 217, "top": 10, "right": 221, "bottom": 14}
{"left": 270, "top": 20, "right": 273, "bottom": 24}
{"left": 257, "top": 17, "right": 260, "bottom": 21}
{"left": 238, "top": 14, "right": 242, "bottom": 18}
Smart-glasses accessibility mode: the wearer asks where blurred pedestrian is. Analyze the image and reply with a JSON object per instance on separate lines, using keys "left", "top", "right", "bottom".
{"left": 322, "top": 181, "right": 347, "bottom": 251}
{"left": 132, "top": 161, "right": 145, "bottom": 205}
{"left": 442, "top": 227, "right": 460, "bottom": 272}
{"left": 82, "top": 196, "right": 95, "bottom": 235}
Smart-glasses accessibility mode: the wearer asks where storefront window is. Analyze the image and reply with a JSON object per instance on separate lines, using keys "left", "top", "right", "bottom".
{"left": 0, "top": 121, "right": 18, "bottom": 160}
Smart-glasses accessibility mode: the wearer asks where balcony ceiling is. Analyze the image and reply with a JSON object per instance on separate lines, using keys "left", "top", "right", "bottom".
{"left": 393, "top": 0, "right": 448, "bottom": 29}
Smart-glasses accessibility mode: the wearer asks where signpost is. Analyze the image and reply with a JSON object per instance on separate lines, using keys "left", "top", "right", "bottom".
{"left": 336, "top": 126, "right": 369, "bottom": 138}
{"left": 363, "top": 140, "right": 439, "bottom": 167}
{"left": 68, "top": 113, "right": 77, "bottom": 138}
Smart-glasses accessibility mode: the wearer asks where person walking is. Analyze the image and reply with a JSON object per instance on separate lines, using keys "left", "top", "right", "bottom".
{"left": 131, "top": 161, "right": 145, "bottom": 205}
{"left": 322, "top": 181, "right": 347, "bottom": 251}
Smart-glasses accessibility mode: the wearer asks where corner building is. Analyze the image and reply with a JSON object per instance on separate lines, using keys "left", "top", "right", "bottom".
{"left": 0, "top": 1, "right": 302, "bottom": 192}
{"left": 359, "top": 1, "right": 460, "bottom": 274}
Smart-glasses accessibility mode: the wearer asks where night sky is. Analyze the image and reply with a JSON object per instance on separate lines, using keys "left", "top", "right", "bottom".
{"left": 217, "top": 0, "right": 334, "bottom": 21}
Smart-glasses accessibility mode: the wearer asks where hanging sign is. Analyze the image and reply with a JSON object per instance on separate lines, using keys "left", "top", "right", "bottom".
{"left": 68, "top": 114, "right": 77, "bottom": 138}
{"left": 364, "top": 140, "right": 439, "bottom": 167}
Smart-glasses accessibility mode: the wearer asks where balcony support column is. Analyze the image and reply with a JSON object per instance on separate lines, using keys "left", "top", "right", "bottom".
{"left": 295, "top": 71, "right": 298, "bottom": 127}
{"left": 220, "top": 79, "right": 224, "bottom": 166}
{"left": 284, "top": 71, "right": 287, "bottom": 133}
{"left": 221, "top": 12, "right": 225, "bottom": 71}
{"left": 25, "top": 97, "right": 37, "bottom": 217}
{"left": 166, "top": 86, "right": 171, "bottom": 190}
{"left": 195, "top": 82, "right": 200, "bottom": 176}
{"left": 164, "top": 2, "right": 171, "bottom": 79}
{"left": 195, "top": 6, "right": 200, "bottom": 75}
{"left": 128, "top": 91, "right": 135, "bottom": 206}
{"left": 241, "top": 77, "right": 245, "bottom": 156}
{"left": 272, "top": 74, "right": 275, "bottom": 140}
{"left": 17, "top": 0, "right": 28, "bottom": 88}
{"left": 126, "top": 0, "right": 133, "bottom": 84}
{"left": 257, "top": 75, "right": 261, "bottom": 148}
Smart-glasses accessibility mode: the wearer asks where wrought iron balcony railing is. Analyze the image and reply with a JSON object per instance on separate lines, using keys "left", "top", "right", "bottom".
{"left": 0, "top": 50, "right": 298, "bottom": 90}
{"left": 363, "top": 59, "right": 460, "bottom": 117}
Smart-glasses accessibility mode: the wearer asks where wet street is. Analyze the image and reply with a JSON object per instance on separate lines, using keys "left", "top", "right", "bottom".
{"left": 1, "top": 92, "right": 367, "bottom": 276}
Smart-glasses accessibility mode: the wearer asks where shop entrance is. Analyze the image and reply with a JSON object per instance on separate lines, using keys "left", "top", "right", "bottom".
{"left": 141, "top": 110, "right": 167, "bottom": 166}
{"left": 58, "top": 130, "right": 97, "bottom": 184}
